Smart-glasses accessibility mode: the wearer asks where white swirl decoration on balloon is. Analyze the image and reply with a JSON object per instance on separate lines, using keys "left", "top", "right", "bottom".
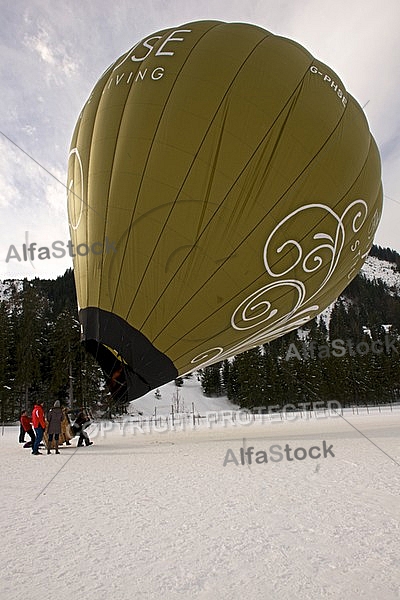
{"left": 232, "top": 279, "right": 304, "bottom": 331}
{"left": 190, "top": 347, "right": 224, "bottom": 365}
{"left": 231, "top": 200, "right": 368, "bottom": 339}
{"left": 191, "top": 200, "right": 370, "bottom": 371}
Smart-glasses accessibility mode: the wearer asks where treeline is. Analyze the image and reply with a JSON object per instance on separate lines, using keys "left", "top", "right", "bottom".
{"left": 0, "top": 269, "right": 105, "bottom": 422}
{"left": 1, "top": 245, "right": 399, "bottom": 421}
{"left": 200, "top": 270, "right": 400, "bottom": 408}
{"left": 369, "top": 245, "right": 400, "bottom": 270}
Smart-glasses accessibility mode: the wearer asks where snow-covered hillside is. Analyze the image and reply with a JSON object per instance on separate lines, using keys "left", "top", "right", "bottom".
{"left": 131, "top": 376, "right": 238, "bottom": 417}
{"left": 0, "top": 279, "right": 22, "bottom": 302}
{"left": 361, "top": 255, "right": 400, "bottom": 293}
{"left": 305, "top": 254, "right": 400, "bottom": 330}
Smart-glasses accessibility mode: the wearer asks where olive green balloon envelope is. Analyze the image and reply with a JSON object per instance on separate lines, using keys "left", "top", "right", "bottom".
{"left": 67, "top": 20, "right": 383, "bottom": 400}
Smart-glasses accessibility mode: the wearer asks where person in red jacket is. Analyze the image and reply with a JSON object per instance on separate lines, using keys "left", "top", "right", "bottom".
{"left": 19, "top": 410, "right": 36, "bottom": 447}
{"left": 31, "top": 400, "right": 46, "bottom": 455}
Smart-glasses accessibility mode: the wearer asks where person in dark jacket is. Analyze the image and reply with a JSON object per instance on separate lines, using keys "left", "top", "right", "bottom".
{"left": 19, "top": 411, "right": 35, "bottom": 447}
{"left": 72, "top": 408, "right": 93, "bottom": 447}
{"left": 61, "top": 407, "right": 73, "bottom": 445}
{"left": 46, "top": 400, "right": 64, "bottom": 454}
{"left": 31, "top": 400, "right": 46, "bottom": 455}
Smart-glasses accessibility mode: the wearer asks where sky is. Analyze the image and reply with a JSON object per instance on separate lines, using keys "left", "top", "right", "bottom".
{"left": 0, "top": 0, "right": 399, "bottom": 280}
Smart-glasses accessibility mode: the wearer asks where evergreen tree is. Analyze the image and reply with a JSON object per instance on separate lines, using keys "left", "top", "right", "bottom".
{"left": 48, "top": 307, "right": 80, "bottom": 404}
{"left": 229, "top": 347, "right": 266, "bottom": 409}
{"left": 13, "top": 282, "right": 45, "bottom": 408}
{"left": 200, "top": 363, "right": 223, "bottom": 396}
{"left": 329, "top": 298, "right": 352, "bottom": 342}
{"left": 75, "top": 347, "right": 105, "bottom": 413}
{"left": 224, "top": 359, "right": 239, "bottom": 402}
{"left": 0, "top": 301, "right": 13, "bottom": 421}
{"left": 262, "top": 342, "right": 282, "bottom": 406}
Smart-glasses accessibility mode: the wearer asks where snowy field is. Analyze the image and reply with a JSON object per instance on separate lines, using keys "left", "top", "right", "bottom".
{"left": 1, "top": 405, "right": 400, "bottom": 600}
{"left": 132, "top": 378, "right": 239, "bottom": 416}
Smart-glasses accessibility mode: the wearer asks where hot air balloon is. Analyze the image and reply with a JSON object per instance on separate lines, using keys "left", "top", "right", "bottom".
{"left": 67, "top": 20, "right": 382, "bottom": 402}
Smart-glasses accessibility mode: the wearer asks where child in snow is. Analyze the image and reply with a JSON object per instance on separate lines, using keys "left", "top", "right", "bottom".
{"left": 19, "top": 411, "right": 35, "bottom": 448}
{"left": 72, "top": 408, "right": 93, "bottom": 447}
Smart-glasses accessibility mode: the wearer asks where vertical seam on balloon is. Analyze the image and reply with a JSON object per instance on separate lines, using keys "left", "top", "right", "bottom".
{"left": 140, "top": 59, "right": 314, "bottom": 336}
{"left": 98, "top": 27, "right": 202, "bottom": 320}
{"left": 80, "top": 62, "right": 134, "bottom": 369}
{"left": 68, "top": 115, "right": 85, "bottom": 312}
{"left": 127, "top": 95, "right": 232, "bottom": 321}
{"left": 77, "top": 92, "right": 102, "bottom": 331}
{"left": 169, "top": 118, "right": 376, "bottom": 363}
{"left": 196, "top": 98, "right": 230, "bottom": 241}
{"left": 125, "top": 29, "right": 274, "bottom": 325}
{"left": 74, "top": 57, "right": 142, "bottom": 370}
{"left": 155, "top": 80, "right": 356, "bottom": 353}
{"left": 108, "top": 22, "right": 225, "bottom": 317}
{"left": 86, "top": 99, "right": 102, "bottom": 321}
{"left": 96, "top": 55, "right": 156, "bottom": 312}
{"left": 74, "top": 68, "right": 119, "bottom": 324}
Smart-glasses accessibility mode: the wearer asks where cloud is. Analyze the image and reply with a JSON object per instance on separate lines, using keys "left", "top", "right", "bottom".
{"left": 0, "top": 134, "right": 70, "bottom": 279}
{"left": 23, "top": 22, "right": 80, "bottom": 85}
{"left": 21, "top": 124, "right": 36, "bottom": 136}
{"left": 24, "top": 26, "right": 55, "bottom": 65}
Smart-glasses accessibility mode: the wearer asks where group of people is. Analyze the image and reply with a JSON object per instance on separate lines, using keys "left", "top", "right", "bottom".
{"left": 19, "top": 402, "right": 93, "bottom": 455}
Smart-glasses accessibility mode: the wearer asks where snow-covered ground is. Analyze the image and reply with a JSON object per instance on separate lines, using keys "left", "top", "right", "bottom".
{"left": 131, "top": 377, "right": 239, "bottom": 417}
{"left": 1, "top": 404, "right": 400, "bottom": 600}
